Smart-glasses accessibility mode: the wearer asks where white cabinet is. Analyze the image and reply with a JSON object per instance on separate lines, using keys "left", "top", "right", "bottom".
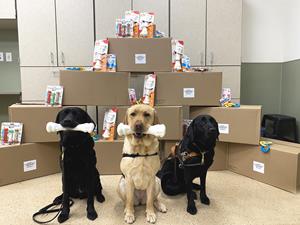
{"left": 20, "top": 67, "right": 60, "bottom": 103}
{"left": 95, "top": 0, "right": 131, "bottom": 39}
{"left": 206, "top": 0, "right": 242, "bottom": 66}
{"left": 133, "top": 0, "right": 169, "bottom": 37}
{"left": 0, "top": 0, "right": 15, "bottom": 19}
{"left": 17, "top": 0, "right": 57, "bottom": 66}
{"left": 210, "top": 66, "right": 241, "bottom": 98}
{"left": 56, "top": 0, "right": 94, "bottom": 66}
{"left": 170, "top": 0, "right": 206, "bottom": 66}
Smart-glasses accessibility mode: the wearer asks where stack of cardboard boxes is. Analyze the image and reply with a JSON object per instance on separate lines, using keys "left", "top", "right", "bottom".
{"left": 3, "top": 38, "right": 300, "bottom": 193}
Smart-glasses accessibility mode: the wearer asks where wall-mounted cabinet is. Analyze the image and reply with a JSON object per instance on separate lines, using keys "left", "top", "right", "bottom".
{"left": 0, "top": 0, "right": 16, "bottom": 19}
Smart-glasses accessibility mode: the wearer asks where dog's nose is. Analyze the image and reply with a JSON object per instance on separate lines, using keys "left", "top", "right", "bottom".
{"left": 135, "top": 122, "right": 144, "bottom": 132}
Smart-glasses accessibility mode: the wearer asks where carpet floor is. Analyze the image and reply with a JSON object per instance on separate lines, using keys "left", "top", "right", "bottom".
{"left": 0, "top": 171, "right": 299, "bottom": 225}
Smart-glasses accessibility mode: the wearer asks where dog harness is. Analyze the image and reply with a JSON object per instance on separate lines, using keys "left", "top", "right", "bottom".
{"left": 122, "top": 152, "right": 158, "bottom": 158}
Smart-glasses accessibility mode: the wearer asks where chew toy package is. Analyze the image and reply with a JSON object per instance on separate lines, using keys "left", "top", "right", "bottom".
{"left": 219, "top": 88, "right": 240, "bottom": 107}
{"left": 102, "top": 108, "right": 117, "bottom": 141}
{"left": 107, "top": 54, "right": 117, "bottom": 72}
{"left": 0, "top": 122, "right": 23, "bottom": 146}
{"left": 125, "top": 10, "right": 140, "bottom": 38}
{"left": 139, "top": 12, "right": 155, "bottom": 38}
{"left": 45, "top": 85, "right": 64, "bottom": 106}
{"left": 182, "top": 55, "right": 191, "bottom": 72}
{"left": 128, "top": 88, "right": 137, "bottom": 105}
{"left": 142, "top": 73, "right": 156, "bottom": 107}
{"left": 93, "top": 39, "right": 109, "bottom": 71}
{"left": 116, "top": 18, "right": 133, "bottom": 38}
{"left": 172, "top": 40, "right": 184, "bottom": 72}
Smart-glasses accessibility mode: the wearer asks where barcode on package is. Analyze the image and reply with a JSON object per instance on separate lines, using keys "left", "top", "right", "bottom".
{"left": 135, "top": 54, "right": 146, "bottom": 64}
{"left": 183, "top": 88, "right": 195, "bottom": 98}
{"left": 253, "top": 161, "right": 264, "bottom": 174}
{"left": 24, "top": 160, "right": 37, "bottom": 172}
{"left": 218, "top": 123, "right": 229, "bottom": 134}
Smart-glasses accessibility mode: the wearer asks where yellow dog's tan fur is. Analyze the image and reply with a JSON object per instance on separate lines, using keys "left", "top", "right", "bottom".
{"left": 117, "top": 104, "right": 167, "bottom": 224}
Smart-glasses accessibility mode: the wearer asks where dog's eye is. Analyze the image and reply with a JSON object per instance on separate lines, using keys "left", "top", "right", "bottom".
{"left": 130, "top": 112, "right": 136, "bottom": 117}
{"left": 144, "top": 112, "right": 150, "bottom": 117}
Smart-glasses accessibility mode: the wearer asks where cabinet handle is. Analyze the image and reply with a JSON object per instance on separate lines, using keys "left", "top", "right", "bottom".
{"left": 50, "top": 52, "right": 55, "bottom": 64}
{"left": 200, "top": 52, "right": 204, "bottom": 66}
{"left": 210, "top": 52, "right": 214, "bottom": 65}
{"left": 61, "top": 52, "right": 65, "bottom": 64}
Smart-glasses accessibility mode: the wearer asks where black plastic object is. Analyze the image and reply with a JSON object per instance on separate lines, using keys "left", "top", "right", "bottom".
{"left": 262, "top": 114, "right": 298, "bottom": 143}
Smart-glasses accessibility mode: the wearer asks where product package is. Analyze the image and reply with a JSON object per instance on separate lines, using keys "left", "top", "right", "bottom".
{"left": 0, "top": 122, "right": 23, "bottom": 146}
{"left": 172, "top": 40, "right": 184, "bottom": 72}
{"left": 45, "top": 85, "right": 64, "bottom": 106}
{"left": 115, "top": 19, "right": 133, "bottom": 38}
{"left": 125, "top": 10, "right": 140, "bottom": 38}
{"left": 219, "top": 88, "right": 240, "bottom": 107}
{"left": 182, "top": 55, "right": 191, "bottom": 72}
{"left": 142, "top": 73, "right": 156, "bottom": 107}
{"left": 102, "top": 108, "right": 117, "bottom": 141}
{"left": 93, "top": 39, "right": 109, "bottom": 71}
{"left": 139, "top": 12, "right": 155, "bottom": 38}
{"left": 107, "top": 54, "right": 117, "bottom": 72}
{"left": 128, "top": 88, "right": 137, "bottom": 105}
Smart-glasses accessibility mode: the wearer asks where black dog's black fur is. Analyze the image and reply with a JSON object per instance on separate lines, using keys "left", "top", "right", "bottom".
{"left": 159, "top": 115, "right": 219, "bottom": 215}
{"left": 55, "top": 107, "right": 105, "bottom": 223}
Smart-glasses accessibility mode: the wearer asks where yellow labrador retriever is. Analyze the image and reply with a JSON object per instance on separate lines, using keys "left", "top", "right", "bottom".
{"left": 117, "top": 104, "right": 167, "bottom": 224}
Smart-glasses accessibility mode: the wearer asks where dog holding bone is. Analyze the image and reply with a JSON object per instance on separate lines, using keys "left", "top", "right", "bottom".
{"left": 46, "top": 107, "right": 105, "bottom": 223}
{"left": 117, "top": 104, "right": 167, "bottom": 224}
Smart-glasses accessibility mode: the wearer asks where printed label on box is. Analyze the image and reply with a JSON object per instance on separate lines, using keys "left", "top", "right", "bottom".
{"left": 135, "top": 54, "right": 146, "bottom": 64}
{"left": 218, "top": 123, "right": 229, "bottom": 134}
{"left": 183, "top": 88, "right": 195, "bottom": 98}
{"left": 253, "top": 161, "right": 264, "bottom": 174}
{"left": 24, "top": 160, "right": 37, "bottom": 172}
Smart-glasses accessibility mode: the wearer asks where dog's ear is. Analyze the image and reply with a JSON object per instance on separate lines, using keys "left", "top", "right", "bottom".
{"left": 123, "top": 111, "right": 129, "bottom": 125}
{"left": 55, "top": 111, "right": 61, "bottom": 124}
{"left": 85, "top": 112, "right": 96, "bottom": 128}
{"left": 181, "top": 120, "right": 194, "bottom": 150}
{"left": 153, "top": 110, "right": 159, "bottom": 125}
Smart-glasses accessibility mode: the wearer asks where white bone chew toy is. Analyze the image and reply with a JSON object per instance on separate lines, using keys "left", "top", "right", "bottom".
{"left": 46, "top": 122, "right": 94, "bottom": 133}
{"left": 117, "top": 123, "right": 166, "bottom": 138}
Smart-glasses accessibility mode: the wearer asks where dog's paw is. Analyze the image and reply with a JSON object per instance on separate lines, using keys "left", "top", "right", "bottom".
{"left": 124, "top": 213, "right": 135, "bottom": 224}
{"left": 200, "top": 194, "right": 210, "bottom": 205}
{"left": 57, "top": 211, "right": 69, "bottom": 223}
{"left": 87, "top": 209, "right": 98, "bottom": 221}
{"left": 154, "top": 201, "right": 167, "bottom": 213}
{"left": 146, "top": 211, "right": 157, "bottom": 224}
{"left": 187, "top": 204, "right": 197, "bottom": 215}
{"left": 96, "top": 193, "right": 105, "bottom": 203}
{"left": 191, "top": 191, "right": 197, "bottom": 200}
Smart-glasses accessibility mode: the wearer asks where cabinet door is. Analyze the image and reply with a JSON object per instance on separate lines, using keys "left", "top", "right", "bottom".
{"left": 210, "top": 66, "right": 241, "bottom": 99}
{"left": 17, "top": 0, "right": 57, "bottom": 66}
{"left": 171, "top": 0, "right": 206, "bottom": 66}
{"left": 0, "top": 0, "right": 15, "bottom": 19}
{"left": 20, "top": 67, "right": 60, "bottom": 103}
{"left": 95, "top": 0, "right": 131, "bottom": 39}
{"left": 133, "top": 0, "right": 169, "bottom": 37}
{"left": 206, "top": 0, "right": 242, "bottom": 66}
{"left": 56, "top": 0, "right": 94, "bottom": 66}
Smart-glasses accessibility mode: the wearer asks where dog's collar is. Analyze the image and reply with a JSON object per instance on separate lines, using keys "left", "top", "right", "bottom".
{"left": 122, "top": 152, "right": 158, "bottom": 158}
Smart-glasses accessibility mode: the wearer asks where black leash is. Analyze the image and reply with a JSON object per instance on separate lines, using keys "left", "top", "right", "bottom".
{"left": 32, "top": 195, "right": 74, "bottom": 224}
{"left": 122, "top": 152, "right": 158, "bottom": 158}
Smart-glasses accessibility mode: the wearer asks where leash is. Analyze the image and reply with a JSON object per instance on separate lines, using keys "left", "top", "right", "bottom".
{"left": 122, "top": 152, "right": 158, "bottom": 158}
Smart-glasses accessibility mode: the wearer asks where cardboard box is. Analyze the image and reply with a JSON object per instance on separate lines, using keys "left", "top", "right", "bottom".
{"left": 155, "top": 72, "right": 222, "bottom": 106}
{"left": 190, "top": 105, "right": 262, "bottom": 145}
{"left": 98, "top": 106, "right": 189, "bottom": 140}
{"left": 95, "top": 140, "right": 123, "bottom": 175}
{"left": 59, "top": 70, "right": 130, "bottom": 106}
{"left": 108, "top": 38, "right": 172, "bottom": 72}
{"left": 9, "top": 104, "right": 86, "bottom": 143}
{"left": 160, "top": 141, "right": 228, "bottom": 171}
{"left": 228, "top": 142, "right": 300, "bottom": 193}
{"left": 0, "top": 143, "right": 60, "bottom": 186}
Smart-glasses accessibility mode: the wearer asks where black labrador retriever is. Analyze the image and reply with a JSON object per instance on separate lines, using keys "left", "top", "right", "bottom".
{"left": 159, "top": 115, "right": 219, "bottom": 215}
{"left": 55, "top": 107, "right": 105, "bottom": 223}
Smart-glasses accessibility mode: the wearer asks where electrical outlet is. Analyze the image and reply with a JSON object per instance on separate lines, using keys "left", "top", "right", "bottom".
{"left": 0, "top": 52, "right": 4, "bottom": 62}
{"left": 6, "top": 52, "right": 12, "bottom": 62}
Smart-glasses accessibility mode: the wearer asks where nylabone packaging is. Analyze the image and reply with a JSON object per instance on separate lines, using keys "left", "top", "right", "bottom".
{"left": 142, "top": 73, "right": 156, "bottom": 107}
{"left": 139, "top": 12, "right": 155, "bottom": 38}
{"left": 0, "top": 122, "right": 23, "bottom": 146}
{"left": 45, "top": 85, "right": 64, "bottom": 106}
{"left": 182, "top": 55, "right": 191, "bottom": 72}
{"left": 128, "top": 88, "right": 137, "bottom": 105}
{"left": 102, "top": 108, "right": 117, "bottom": 141}
{"left": 93, "top": 39, "right": 109, "bottom": 71}
{"left": 125, "top": 10, "right": 140, "bottom": 38}
{"left": 107, "top": 54, "right": 117, "bottom": 72}
{"left": 172, "top": 40, "right": 184, "bottom": 72}
{"left": 220, "top": 88, "right": 232, "bottom": 106}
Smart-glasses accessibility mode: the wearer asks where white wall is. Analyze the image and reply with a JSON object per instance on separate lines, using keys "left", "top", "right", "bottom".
{"left": 283, "top": 0, "right": 300, "bottom": 62}
{"left": 242, "top": 0, "right": 285, "bottom": 63}
{"left": 0, "top": 0, "right": 15, "bottom": 19}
